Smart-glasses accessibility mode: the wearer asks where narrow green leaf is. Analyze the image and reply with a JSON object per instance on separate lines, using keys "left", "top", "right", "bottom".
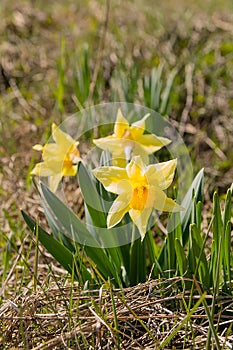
{"left": 130, "top": 227, "right": 146, "bottom": 285}
{"left": 157, "top": 292, "right": 206, "bottom": 350}
{"left": 40, "top": 182, "right": 120, "bottom": 281}
{"left": 160, "top": 67, "right": 177, "bottom": 115}
{"left": 180, "top": 168, "right": 204, "bottom": 240}
{"left": 167, "top": 230, "right": 176, "bottom": 277}
{"left": 175, "top": 238, "right": 187, "bottom": 276}
{"left": 145, "top": 231, "right": 162, "bottom": 277}
{"left": 22, "top": 210, "right": 76, "bottom": 277}
{"left": 188, "top": 224, "right": 209, "bottom": 286}
{"left": 209, "top": 192, "right": 223, "bottom": 287}
{"left": 78, "top": 162, "right": 106, "bottom": 228}
{"left": 223, "top": 221, "right": 232, "bottom": 292}
{"left": 196, "top": 201, "right": 203, "bottom": 233}
{"left": 41, "top": 182, "right": 98, "bottom": 246}
{"left": 40, "top": 199, "right": 76, "bottom": 253}
{"left": 223, "top": 188, "right": 232, "bottom": 233}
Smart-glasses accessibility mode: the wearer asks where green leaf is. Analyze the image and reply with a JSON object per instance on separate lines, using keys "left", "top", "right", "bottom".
{"left": 130, "top": 227, "right": 146, "bottom": 285}
{"left": 40, "top": 182, "right": 120, "bottom": 282}
{"left": 145, "top": 231, "right": 163, "bottom": 278}
{"left": 175, "top": 238, "right": 187, "bottom": 276}
{"left": 40, "top": 199, "right": 76, "bottom": 253}
{"left": 188, "top": 224, "right": 209, "bottom": 287}
{"left": 41, "top": 182, "right": 97, "bottom": 246}
{"left": 223, "top": 221, "right": 232, "bottom": 292}
{"left": 79, "top": 162, "right": 127, "bottom": 281}
{"left": 180, "top": 168, "right": 204, "bottom": 242}
{"left": 223, "top": 187, "right": 232, "bottom": 233}
{"left": 22, "top": 210, "right": 77, "bottom": 277}
{"left": 209, "top": 192, "right": 223, "bottom": 289}
{"left": 78, "top": 162, "right": 107, "bottom": 228}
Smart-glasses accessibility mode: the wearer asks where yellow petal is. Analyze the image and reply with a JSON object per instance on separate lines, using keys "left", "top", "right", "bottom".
{"left": 131, "top": 143, "right": 150, "bottom": 165}
{"left": 32, "top": 144, "right": 43, "bottom": 151}
{"left": 129, "top": 207, "right": 152, "bottom": 240}
{"left": 146, "top": 159, "right": 177, "bottom": 190}
{"left": 48, "top": 173, "right": 63, "bottom": 193}
{"left": 114, "top": 109, "right": 129, "bottom": 137}
{"left": 138, "top": 134, "right": 171, "bottom": 153}
{"left": 92, "top": 166, "right": 128, "bottom": 194}
{"left": 107, "top": 190, "right": 132, "bottom": 228}
{"left": 52, "top": 123, "right": 78, "bottom": 153}
{"left": 93, "top": 136, "right": 126, "bottom": 155}
{"left": 42, "top": 143, "right": 62, "bottom": 160}
{"left": 126, "top": 156, "right": 146, "bottom": 181}
{"left": 62, "top": 163, "right": 78, "bottom": 176}
{"left": 112, "top": 157, "right": 127, "bottom": 168}
{"left": 151, "top": 186, "right": 184, "bottom": 212}
{"left": 31, "top": 161, "right": 62, "bottom": 176}
{"left": 130, "top": 113, "right": 150, "bottom": 138}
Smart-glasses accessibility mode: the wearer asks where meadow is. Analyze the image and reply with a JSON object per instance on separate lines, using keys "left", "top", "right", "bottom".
{"left": 0, "top": 0, "right": 233, "bottom": 348}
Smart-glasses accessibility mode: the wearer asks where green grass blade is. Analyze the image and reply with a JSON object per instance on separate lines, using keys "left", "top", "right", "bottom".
{"left": 194, "top": 281, "right": 222, "bottom": 350}
{"left": 157, "top": 292, "right": 206, "bottom": 350}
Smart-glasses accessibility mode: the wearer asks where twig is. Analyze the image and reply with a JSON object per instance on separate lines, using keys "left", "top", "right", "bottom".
{"left": 9, "top": 78, "right": 32, "bottom": 115}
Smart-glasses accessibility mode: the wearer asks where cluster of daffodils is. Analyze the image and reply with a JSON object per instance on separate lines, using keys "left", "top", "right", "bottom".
{"left": 32, "top": 109, "right": 183, "bottom": 240}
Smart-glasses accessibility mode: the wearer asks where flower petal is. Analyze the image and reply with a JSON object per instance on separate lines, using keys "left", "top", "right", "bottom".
{"left": 93, "top": 136, "right": 126, "bottom": 155}
{"left": 138, "top": 134, "right": 171, "bottom": 153}
{"left": 92, "top": 166, "right": 128, "bottom": 194}
{"left": 146, "top": 159, "right": 177, "bottom": 190}
{"left": 107, "top": 190, "right": 132, "bottom": 228}
{"left": 31, "top": 161, "right": 62, "bottom": 176}
{"left": 48, "top": 173, "right": 63, "bottom": 193}
{"left": 42, "top": 143, "right": 63, "bottom": 161}
{"left": 131, "top": 143, "right": 150, "bottom": 165}
{"left": 151, "top": 186, "right": 184, "bottom": 212}
{"left": 114, "top": 109, "right": 129, "bottom": 137}
{"left": 126, "top": 156, "right": 146, "bottom": 180}
{"left": 52, "top": 123, "right": 78, "bottom": 153}
{"left": 129, "top": 207, "right": 152, "bottom": 240}
{"left": 33, "top": 144, "right": 43, "bottom": 151}
{"left": 130, "top": 113, "right": 150, "bottom": 138}
{"left": 62, "top": 164, "right": 78, "bottom": 176}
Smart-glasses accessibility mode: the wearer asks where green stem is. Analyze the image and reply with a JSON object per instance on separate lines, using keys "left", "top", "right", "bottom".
{"left": 130, "top": 224, "right": 146, "bottom": 285}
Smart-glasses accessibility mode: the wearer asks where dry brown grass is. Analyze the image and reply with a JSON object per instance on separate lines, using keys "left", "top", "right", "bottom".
{"left": 1, "top": 278, "right": 232, "bottom": 349}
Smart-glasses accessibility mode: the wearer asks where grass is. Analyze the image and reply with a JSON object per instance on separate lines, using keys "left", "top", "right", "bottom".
{"left": 0, "top": 0, "right": 233, "bottom": 348}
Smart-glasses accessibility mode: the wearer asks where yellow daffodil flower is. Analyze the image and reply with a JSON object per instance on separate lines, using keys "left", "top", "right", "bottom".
{"left": 93, "top": 109, "right": 171, "bottom": 167}
{"left": 93, "top": 156, "right": 184, "bottom": 240}
{"left": 31, "top": 123, "right": 81, "bottom": 192}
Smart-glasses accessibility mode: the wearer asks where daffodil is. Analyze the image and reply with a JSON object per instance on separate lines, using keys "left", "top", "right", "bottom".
{"left": 93, "top": 156, "right": 184, "bottom": 240}
{"left": 31, "top": 123, "right": 81, "bottom": 192}
{"left": 93, "top": 109, "right": 171, "bottom": 167}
